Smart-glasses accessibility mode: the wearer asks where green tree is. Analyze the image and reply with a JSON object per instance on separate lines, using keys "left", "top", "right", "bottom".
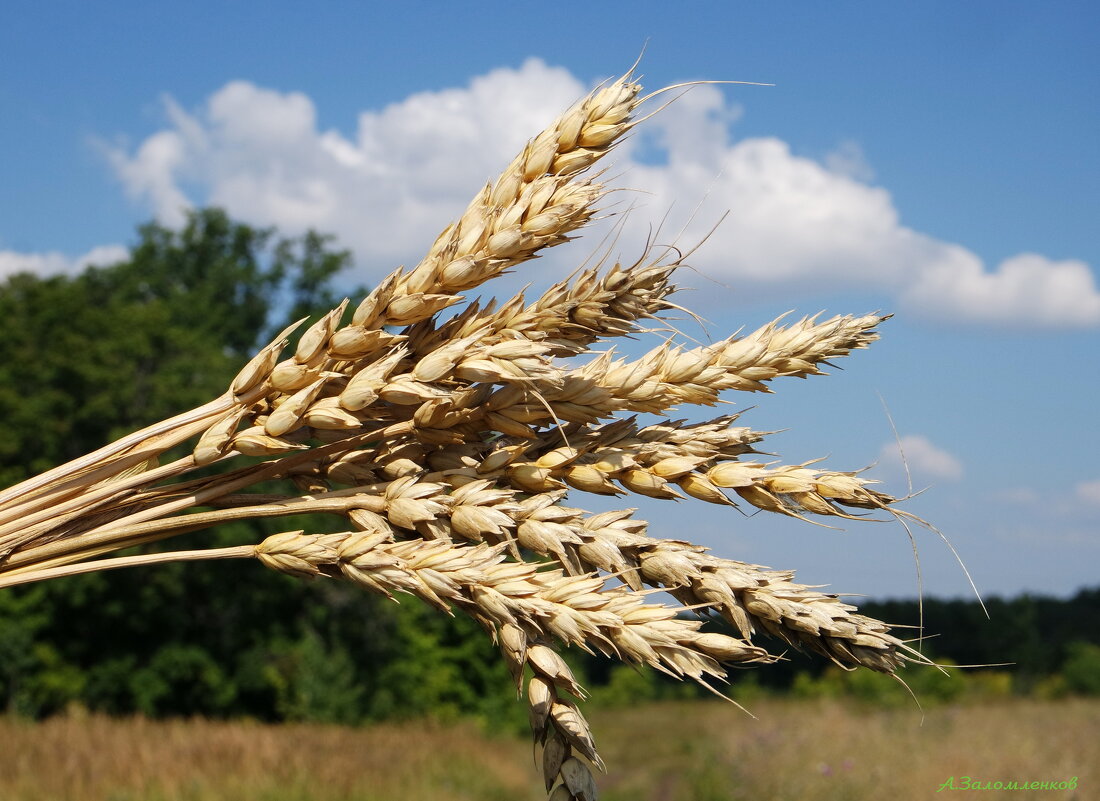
{"left": 0, "top": 209, "right": 350, "bottom": 485}
{"left": 1062, "top": 641, "right": 1100, "bottom": 696}
{"left": 0, "top": 210, "right": 376, "bottom": 718}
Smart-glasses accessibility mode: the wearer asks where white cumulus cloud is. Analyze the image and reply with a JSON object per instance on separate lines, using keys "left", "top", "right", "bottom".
{"left": 902, "top": 252, "right": 1100, "bottom": 328}
{"left": 104, "top": 58, "right": 586, "bottom": 267}
{"left": 0, "top": 244, "right": 128, "bottom": 281}
{"left": 102, "top": 60, "right": 1100, "bottom": 328}
{"left": 620, "top": 85, "right": 1100, "bottom": 327}
{"left": 1075, "top": 479, "right": 1100, "bottom": 507}
{"left": 877, "top": 434, "right": 964, "bottom": 482}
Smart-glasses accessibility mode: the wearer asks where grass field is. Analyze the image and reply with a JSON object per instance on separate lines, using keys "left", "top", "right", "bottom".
{"left": 2, "top": 698, "right": 1095, "bottom": 800}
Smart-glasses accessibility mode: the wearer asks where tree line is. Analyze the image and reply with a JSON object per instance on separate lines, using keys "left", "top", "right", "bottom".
{"left": 1, "top": 210, "right": 1096, "bottom": 723}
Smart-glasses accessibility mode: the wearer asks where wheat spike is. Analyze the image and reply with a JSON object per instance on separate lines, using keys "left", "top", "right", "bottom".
{"left": 0, "top": 66, "right": 941, "bottom": 801}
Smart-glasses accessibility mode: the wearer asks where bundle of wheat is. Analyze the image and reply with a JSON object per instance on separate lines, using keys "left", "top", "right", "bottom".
{"left": 0, "top": 66, "right": 927, "bottom": 800}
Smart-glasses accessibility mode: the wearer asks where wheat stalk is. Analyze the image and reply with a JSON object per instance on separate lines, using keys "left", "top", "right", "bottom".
{"left": 0, "top": 66, "right": 933, "bottom": 800}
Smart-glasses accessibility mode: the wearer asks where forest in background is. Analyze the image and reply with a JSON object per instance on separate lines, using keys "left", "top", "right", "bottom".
{"left": 2, "top": 210, "right": 1097, "bottom": 724}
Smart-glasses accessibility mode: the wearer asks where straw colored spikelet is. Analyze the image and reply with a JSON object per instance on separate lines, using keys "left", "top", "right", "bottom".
{"left": 193, "top": 408, "right": 249, "bottom": 466}
{"left": 228, "top": 318, "right": 309, "bottom": 397}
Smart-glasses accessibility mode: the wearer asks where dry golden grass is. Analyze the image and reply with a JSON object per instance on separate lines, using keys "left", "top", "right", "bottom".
{"left": 0, "top": 712, "right": 540, "bottom": 801}
{"left": 3, "top": 699, "right": 1096, "bottom": 801}
{"left": 596, "top": 698, "right": 1098, "bottom": 801}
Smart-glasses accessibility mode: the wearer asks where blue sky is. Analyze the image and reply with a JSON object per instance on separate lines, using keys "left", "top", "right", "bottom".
{"left": 2, "top": 1, "right": 1098, "bottom": 601}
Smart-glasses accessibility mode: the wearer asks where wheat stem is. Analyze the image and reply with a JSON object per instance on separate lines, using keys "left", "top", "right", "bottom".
{"left": 0, "top": 545, "right": 255, "bottom": 590}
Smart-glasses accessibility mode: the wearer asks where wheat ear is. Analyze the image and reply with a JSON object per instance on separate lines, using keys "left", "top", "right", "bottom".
{"left": 0, "top": 66, "right": 940, "bottom": 801}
